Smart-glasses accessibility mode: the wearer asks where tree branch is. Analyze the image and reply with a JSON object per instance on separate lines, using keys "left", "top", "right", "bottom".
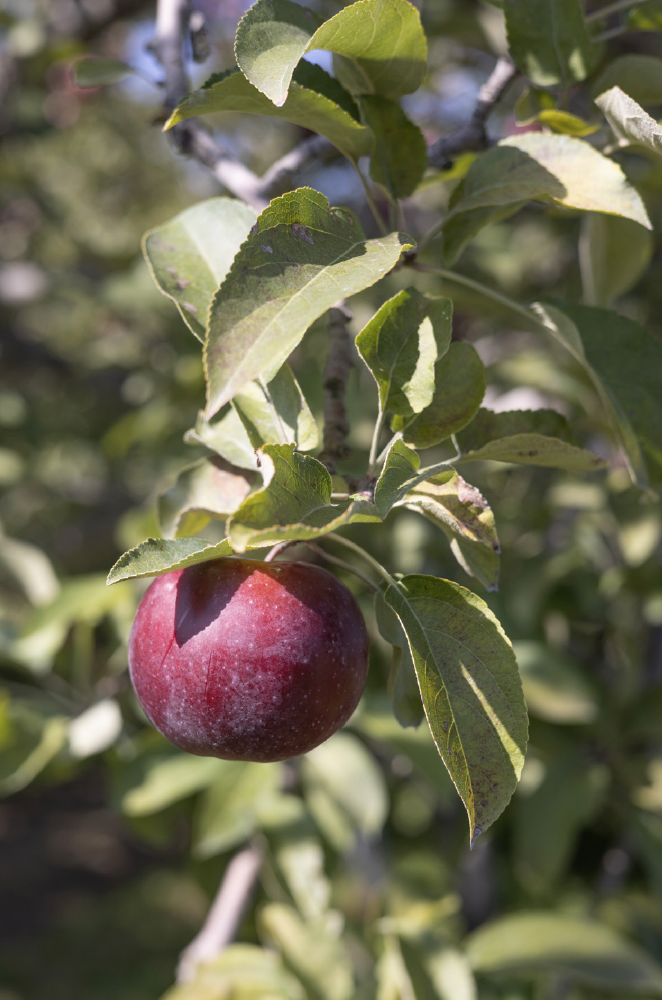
{"left": 318, "top": 304, "right": 354, "bottom": 474}
{"left": 428, "top": 56, "right": 518, "bottom": 170}
{"left": 176, "top": 842, "right": 262, "bottom": 983}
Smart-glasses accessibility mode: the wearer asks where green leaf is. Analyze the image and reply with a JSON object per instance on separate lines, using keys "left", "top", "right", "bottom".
{"left": 166, "top": 68, "right": 372, "bottom": 163}
{"left": 515, "top": 755, "right": 607, "bottom": 890}
{"left": 459, "top": 434, "right": 606, "bottom": 472}
{"left": 0, "top": 715, "right": 68, "bottom": 797}
{"left": 227, "top": 443, "right": 380, "bottom": 552}
{"left": 106, "top": 537, "right": 233, "bottom": 585}
{"left": 504, "top": 0, "right": 595, "bottom": 87}
{"left": 535, "top": 109, "right": 599, "bottom": 136}
{"left": 302, "top": 731, "right": 389, "bottom": 838}
{"left": 402, "top": 472, "right": 500, "bottom": 591}
{"left": 204, "top": 188, "right": 413, "bottom": 417}
{"left": 514, "top": 641, "right": 599, "bottom": 724}
{"left": 158, "top": 457, "right": 255, "bottom": 539}
{"left": 458, "top": 407, "right": 571, "bottom": 448}
{"left": 447, "top": 134, "right": 651, "bottom": 229}
{"left": 120, "top": 753, "right": 228, "bottom": 816}
{"left": 234, "top": 0, "right": 323, "bottom": 106}
{"left": 194, "top": 761, "right": 282, "bottom": 858}
{"left": 580, "top": 212, "right": 654, "bottom": 307}
{"left": 397, "top": 342, "right": 486, "bottom": 450}
{"left": 260, "top": 795, "right": 330, "bottom": 918}
{"left": 260, "top": 903, "right": 355, "bottom": 1000}
{"left": 142, "top": 197, "right": 258, "bottom": 341}
{"left": 442, "top": 203, "right": 524, "bottom": 266}
{"left": 535, "top": 302, "right": 662, "bottom": 487}
{"left": 360, "top": 95, "right": 428, "bottom": 199}
{"left": 596, "top": 86, "right": 662, "bottom": 161}
{"left": 356, "top": 289, "right": 452, "bottom": 419}
{"left": 374, "top": 589, "right": 425, "bottom": 727}
{"left": 233, "top": 364, "right": 318, "bottom": 452}
{"left": 72, "top": 56, "right": 135, "bottom": 88}
{"left": 162, "top": 944, "right": 304, "bottom": 1000}
{"left": 235, "top": 0, "right": 427, "bottom": 106}
{"left": 465, "top": 912, "right": 662, "bottom": 993}
{"left": 185, "top": 405, "right": 260, "bottom": 470}
{"left": 592, "top": 55, "right": 662, "bottom": 107}
{"left": 384, "top": 575, "right": 528, "bottom": 841}
{"left": 373, "top": 437, "right": 425, "bottom": 517}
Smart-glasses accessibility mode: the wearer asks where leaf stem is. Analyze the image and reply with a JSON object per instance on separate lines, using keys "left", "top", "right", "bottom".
{"left": 376, "top": 431, "right": 403, "bottom": 467}
{"left": 408, "top": 263, "right": 548, "bottom": 333}
{"left": 353, "top": 160, "right": 389, "bottom": 236}
{"left": 585, "top": 0, "right": 650, "bottom": 22}
{"left": 367, "top": 404, "right": 386, "bottom": 476}
{"left": 306, "top": 542, "right": 379, "bottom": 592}
{"left": 325, "top": 533, "right": 398, "bottom": 590}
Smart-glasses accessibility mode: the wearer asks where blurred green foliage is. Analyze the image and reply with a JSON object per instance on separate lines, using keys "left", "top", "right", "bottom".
{"left": 1, "top": 0, "right": 662, "bottom": 998}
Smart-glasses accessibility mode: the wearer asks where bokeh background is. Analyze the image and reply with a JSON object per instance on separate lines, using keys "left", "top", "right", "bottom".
{"left": 2, "top": 1, "right": 662, "bottom": 997}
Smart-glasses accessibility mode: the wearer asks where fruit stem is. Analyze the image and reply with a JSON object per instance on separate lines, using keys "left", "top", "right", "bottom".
{"left": 307, "top": 542, "right": 380, "bottom": 593}
{"left": 325, "top": 533, "right": 399, "bottom": 590}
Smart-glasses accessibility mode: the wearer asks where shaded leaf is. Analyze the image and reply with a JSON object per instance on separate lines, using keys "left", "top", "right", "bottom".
{"left": 360, "top": 95, "right": 427, "bottom": 198}
{"left": 592, "top": 55, "right": 662, "bottom": 107}
{"left": 106, "top": 537, "right": 233, "bottom": 585}
{"left": 143, "top": 197, "right": 257, "bottom": 341}
{"left": 204, "top": 188, "right": 412, "bottom": 416}
{"left": 466, "top": 912, "right": 662, "bottom": 993}
{"left": 580, "top": 212, "right": 654, "bottom": 307}
{"left": 0, "top": 716, "right": 68, "bottom": 797}
{"left": 227, "top": 443, "right": 380, "bottom": 552}
{"left": 628, "top": 1, "right": 662, "bottom": 28}
{"left": 504, "top": 0, "right": 595, "bottom": 87}
{"left": 384, "top": 575, "right": 528, "bottom": 841}
{"left": 442, "top": 203, "right": 524, "bottom": 266}
{"left": 356, "top": 288, "right": 452, "bottom": 419}
{"left": 397, "top": 342, "right": 486, "bottom": 450}
{"left": 193, "top": 761, "right": 282, "bottom": 857}
{"left": 458, "top": 407, "right": 571, "bottom": 449}
{"left": 233, "top": 364, "right": 318, "bottom": 452}
{"left": 374, "top": 438, "right": 426, "bottom": 518}
{"left": 448, "top": 134, "right": 651, "bottom": 229}
{"left": 402, "top": 472, "right": 500, "bottom": 591}
{"left": 235, "top": 0, "right": 427, "bottom": 106}
{"left": 536, "top": 301, "right": 662, "bottom": 486}
{"left": 166, "top": 67, "right": 372, "bottom": 163}
{"left": 260, "top": 903, "right": 354, "bottom": 1000}
{"left": 374, "top": 589, "right": 424, "bottom": 727}
{"left": 596, "top": 86, "right": 662, "bottom": 161}
{"left": 260, "top": 795, "right": 330, "bottom": 918}
{"left": 459, "top": 434, "right": 605, "bottom": 472}
{"left": 72, "top": 56, "right": 135, "bottom": 88}
{"left": 158, "top": 457, "right": 255, "bottom": 539}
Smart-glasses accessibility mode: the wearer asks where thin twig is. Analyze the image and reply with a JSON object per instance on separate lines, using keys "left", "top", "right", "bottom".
{"left": 307, "top": 542, "right": 380, "bottom": 592}
{"left": 585, "top": 0, "right": 650, "bottom": 22}
{"left": 318, "top": 304, "right": 354, "bottom": 474}
{"left": 177, "top": 842, "right": 262, "bottom": 982}
{"left": 428, "top": 56, "right": 518, "bottom": 170}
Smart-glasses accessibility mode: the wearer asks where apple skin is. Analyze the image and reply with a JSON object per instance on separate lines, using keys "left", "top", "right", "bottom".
{"left": 128, "top": 558, "right": 369, "bottom": 762}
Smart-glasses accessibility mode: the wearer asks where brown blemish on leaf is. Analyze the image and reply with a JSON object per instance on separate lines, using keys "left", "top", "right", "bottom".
{"left": 291, "top": 222, "right": 315, "bottom": 244}
{"left": 456, "top": 475, "right": 489, "bottom": 510}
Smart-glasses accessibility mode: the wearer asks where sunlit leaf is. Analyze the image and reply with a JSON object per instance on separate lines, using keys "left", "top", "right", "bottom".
{"left": 260, "top": 795, "right": 331, "bottom": 918}
{"left": 162, "top": 944, "right": 304, "bottom": 1000}
{"left": 234, "top": 0, "right": 426, "bottom": 106}
{"left": 166, "top": 67, "right": 372, "bottom": 163}
{"left": 204, "top": 188, "right": 412, "bottom": 417}
{"left": 227, "top": 443, "right": 380, "bottom": 552}
{"left": 120, "top": 753, "right": 228, "bottom": 816}
{"left": 143, "top": 197, "right": 257, "bottom": 341}
{"left": 504, "top": 0, "right": 595, "bottom": 87}
{"left": 356, "top": 289, "right": 451, "bottom": 419}
{"left": 106, "top": 537, "right": 233, "bottom": 585}
{"left": 596, "top": 86, "right": 662, "bottom": 161}
{"left": 260, "top": 903, "right": 354, "bottom": 1000}
{"left": 466, "top": 912, "right": 662, "bottom": 993}
{"left": 193, "top": 761, "right": 282, "bottom": 857}
{"left": 233, "top": 364, "right": 318, "bottom": 452}
{"left": 384, "top": 575, "right": 528, "bottom": 842}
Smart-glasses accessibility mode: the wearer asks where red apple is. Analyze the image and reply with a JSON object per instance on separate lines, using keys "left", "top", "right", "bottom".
{"left": 128, "top": 557, "right": 369, "bottom": 762}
